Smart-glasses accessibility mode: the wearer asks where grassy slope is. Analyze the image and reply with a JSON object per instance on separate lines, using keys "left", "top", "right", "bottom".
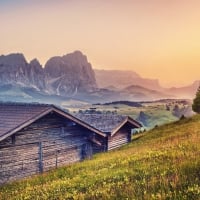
{"left": 0, "top": 116, "right": 200, "bottom": 199}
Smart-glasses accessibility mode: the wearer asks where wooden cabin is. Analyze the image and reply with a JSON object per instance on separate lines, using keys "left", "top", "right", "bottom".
{"left": 75, "top": 114, "right": 142, "bottom": 152}
{"left": 0, "top": 103, "right": 141, "bottom": 184}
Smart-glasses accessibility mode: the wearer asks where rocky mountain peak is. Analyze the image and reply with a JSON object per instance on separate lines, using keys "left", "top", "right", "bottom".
{"left": 62, "top": 50, "right": 88, "bottom": 65}
{"left": 30, "top": 58, "right": 41, "bottom": 66}
{"left": 0, "top": 53, "right": 27, "bottom": 68}
{"left": 0, "top": 53, "right": 28, "bottom": 85}
{"left": 44, "top": 51, "right": 97, "bottom": 95}
{"left": 29, "top": 59, "right": 43, "bottom": 72}
{"left": 27, "top": 58, "right": 46, "bottom": 90}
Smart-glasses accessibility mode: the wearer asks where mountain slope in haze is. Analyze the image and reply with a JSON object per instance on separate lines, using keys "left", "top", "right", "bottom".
{"left": 121, "top": 85, "right": 173, "bottom": 100}
{"left": 95, "top": 69, "right": 199, "bottom": 99}
{"left": 1, "top": 115, "right": 200, "bottom": 199}
{"left": 166, "top": 80, "right": 199, "bottom": 98}
{"left": 77, "top": 85, "right": 173, "bottom": 103}
{"left": 95, "top": 69, "right": 162, "bottom": 91}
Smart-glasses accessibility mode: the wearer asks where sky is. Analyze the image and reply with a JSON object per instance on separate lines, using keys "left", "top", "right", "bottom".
{"left": 0, "top": 0, "right": 200, "bottom": 87}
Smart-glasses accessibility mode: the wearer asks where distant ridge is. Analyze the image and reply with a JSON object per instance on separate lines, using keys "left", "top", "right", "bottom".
{"left": 94, "top": 69, "right": 162, "bottom": 91}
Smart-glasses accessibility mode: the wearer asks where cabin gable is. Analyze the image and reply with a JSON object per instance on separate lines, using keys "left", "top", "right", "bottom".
{"left": 75, "top": 113, "right": 142, "bottom": 152}
{"left": 107, "top": 122, "right": 132, "bottom": 151}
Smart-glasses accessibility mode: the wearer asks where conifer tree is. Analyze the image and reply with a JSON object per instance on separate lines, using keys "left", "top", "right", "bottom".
{"left": 192, "top": 86, "right": 200, "bottom": 113}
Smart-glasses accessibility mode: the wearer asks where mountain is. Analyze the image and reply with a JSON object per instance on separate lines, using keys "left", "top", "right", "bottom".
{"left": 0, "top": 51, "right": 98, "bottom": 103}
{"left": 28, "top": 59, "right": 46, "bottom": 91}
{"left": 44, "top": 51, "right": 97, "bottom": 96}
{"left": 94, "top": 69, "right": 200, "bottom": 99}
{"left": 0, "top": 54, "right": 46, "bottom": 91}
{"left": 121, "top": 85, "right": 173, "bottom": 101}
{"left": 166, "top": 80, "right": 199, "bottom": 98}
{"left": 0, "top": 53, "right": 28, "bottom": 86}
{"left": 1, "top": 51, "right": 195, "bottom": 103}
{"left": 94, "top": 69, "right": 162, "bottom": 91}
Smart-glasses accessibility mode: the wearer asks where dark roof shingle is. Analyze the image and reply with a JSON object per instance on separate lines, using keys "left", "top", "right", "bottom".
{"left": 75, "top": 113, "right": 127, "bottom": 133}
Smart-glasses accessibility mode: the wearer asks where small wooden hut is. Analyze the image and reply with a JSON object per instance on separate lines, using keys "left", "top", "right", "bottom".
{"left": 75, "top": 113, "right": 142, "bottom": 152}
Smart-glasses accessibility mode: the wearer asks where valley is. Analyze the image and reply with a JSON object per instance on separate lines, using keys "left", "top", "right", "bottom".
{"left": 63, "top": 99, "right": 194, "bottom": 129}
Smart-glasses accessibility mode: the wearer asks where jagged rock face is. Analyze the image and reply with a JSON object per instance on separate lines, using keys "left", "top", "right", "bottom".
{"left": 0, "top": 53, "right": 28, "bottom": 85}
{"left": 44, "top": 51, "right": 97, "bottom": 96}
{"left": 0, "top": 54, "right": 46, "bottom": 91}
{"left": 27, "top": 59, "right": 46, "bottom": 90}
{"left": 0, "top": 51, "right": 97, "bottom": 96}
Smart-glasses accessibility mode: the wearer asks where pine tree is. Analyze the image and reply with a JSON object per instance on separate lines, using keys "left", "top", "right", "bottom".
{"left": 192, "top": 86, "right": 200, "bottom": 113}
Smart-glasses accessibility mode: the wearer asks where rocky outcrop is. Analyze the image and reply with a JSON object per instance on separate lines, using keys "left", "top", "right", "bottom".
{"left": 44, "top": 51, "right": 97, "bottom": 96}
{"left": 27, "top": 59, "right": 46, "bottom": 90}
{"left": 0, "top": 53, "right": 28, "bottom": 86}
{"left": 0, "top": 54, "right": 46, "bottom": 91}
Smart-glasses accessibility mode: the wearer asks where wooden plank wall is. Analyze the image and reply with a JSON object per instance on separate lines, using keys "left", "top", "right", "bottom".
{"left": 0, "top": 112, "right": 93, "bottom": 184}
{"left": 107, "top": 127, "right": 130, "bottom": 151}
{"left": 0, "top": 143, "right": 39, "bottom": 184}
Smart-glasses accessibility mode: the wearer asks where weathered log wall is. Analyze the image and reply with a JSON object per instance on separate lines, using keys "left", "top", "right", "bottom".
{"left": 107, "top": 127, "right": 131, "bottom": 151}
{"left": 0, "top": 143, "right": 40, "bottom": 184}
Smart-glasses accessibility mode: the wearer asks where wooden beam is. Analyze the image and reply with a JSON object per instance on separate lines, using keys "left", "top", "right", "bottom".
{"left": 39, "top": 142, "right": 43, "bottom": 173}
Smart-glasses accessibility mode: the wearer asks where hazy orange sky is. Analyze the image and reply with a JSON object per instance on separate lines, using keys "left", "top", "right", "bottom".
{"left": 0, "top": 0, "right": 200, "bottom": 87}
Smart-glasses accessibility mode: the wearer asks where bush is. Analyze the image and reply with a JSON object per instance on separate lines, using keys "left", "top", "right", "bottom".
{"left": 192, "top": 86, "right": 200, "bottom": 113}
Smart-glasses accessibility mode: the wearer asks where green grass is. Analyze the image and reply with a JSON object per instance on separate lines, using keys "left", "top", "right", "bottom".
{"left": 1, "top": 115, "right": 200, "bottom": 199}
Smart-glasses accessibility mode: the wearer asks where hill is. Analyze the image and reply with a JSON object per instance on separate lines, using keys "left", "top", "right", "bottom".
{"left": 95, "top": 69, "right": 199, "bottom": 100}
{"left": 94, "top": 69, "right": 162, "bottom": 91}
{"left": 166, "top": 80, "right": 199, "bottom": 99}
{"left": 1, "top": 115, "right": 200, "bottom": 199}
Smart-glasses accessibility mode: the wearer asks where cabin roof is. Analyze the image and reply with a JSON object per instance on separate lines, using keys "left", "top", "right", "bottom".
{"left": 0, "top": 102, "right": 142, "bottom": 142}
{"left": 75, "top": 113, "right": 142, "bottom": 135}
{"left": 0, "top": 102, "right": 106, "bottom": 142}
